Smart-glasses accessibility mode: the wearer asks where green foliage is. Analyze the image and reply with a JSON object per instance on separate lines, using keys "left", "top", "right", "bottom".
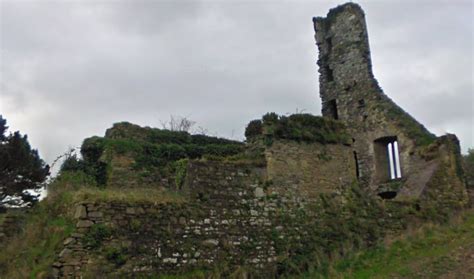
{"left": 130, "top": 219, "right": 142, "bottom": 232}
{"left": 75, "top": 123, "right": 245, "bottom": 186}
{"left": 245, "top": 119, "right": 263, "bottom": 139}
{"left": 60, "top": 153, "right": 86, "bottom": 173}
{"left": 245, "top": 113, "right": 351, "bottom": 145}
{"left": 81, "top": 136, "right": 106, "bottom": 162}
{"left": 0, "top": 191, "right": 75, "bottom": 278}
{"left": 148, "top": 129, "right": 190, "bottom": 145}
{"left": 382, "top": 101, "right": 436, "bottom": 147}
{"left": 105, "top": 139, "right": 144, "bottom": 155}
{"left": 105, "top": 121, "right": 242, "bottom": 146}
{"left": 463, "top": 148, "right": 474, "bottom": 188}
{"left": 302, "top": 210, "right": 474, "bottom": 278}
{"left": 48, "top": 171, "right": 97, "bottom": 196}
{"left": 80, "top": 136, "right": 108, "bottom": 185}
{"left": 105, "top": 246, "right": 128, "bottom": 267}
{"left": 83, "top": 224, "right": 112, "bottom": 249}
{"left": 270, "top": 184, "right": 403, "bottom": 277}
{"left": 174, "top": 159, "right": 189, "bottom": 189}
{"left": 0, "top": 115, "right": 50, "bottom": 207}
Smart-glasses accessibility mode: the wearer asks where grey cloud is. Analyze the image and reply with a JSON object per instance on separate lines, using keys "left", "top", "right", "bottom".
{"left": 0, "top": 0, "right": 472, "bottom": 166}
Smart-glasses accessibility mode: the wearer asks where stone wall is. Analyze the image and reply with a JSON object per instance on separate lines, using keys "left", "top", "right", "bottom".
{"left": 54, "top": 161, "right": 281, "bottom": 278}
{"left": 52, "top": 138, "right": 468, "bottom": 278}
{"left": 313, "top": 3, "right": 466, "bottom": 205}
{"left": 265, "top": 140, "right": 356, "bottom": 200}
{"left": 0, "top": 210, "right": 25, "bottom": 246}
{"left": 104, "top": 153, "right": 169, "bottom": 189}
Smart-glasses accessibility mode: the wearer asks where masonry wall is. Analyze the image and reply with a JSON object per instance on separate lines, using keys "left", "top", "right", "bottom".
{"left": 55, "top": 162, "right": 279, "bottom": 278}
{"left": 52, "top": 139, "right": 468, "bottom": 278}
{"left": 0, "top": 210, "right": 25, "bottom": 246}
{"left": 54, "top": 139, "right": 362, "bottom": 278}
{"left": 265, "top": 140, "right": 356, "bottom": 200}
{"left": 313, "top": 3, "right": 467, "bottom": 204}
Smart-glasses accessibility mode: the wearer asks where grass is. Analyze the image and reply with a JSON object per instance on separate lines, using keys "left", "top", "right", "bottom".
{"left": 300, "top": 209, "right": 474, "bottom": 278}
{"left": 246, "top": 113, "right": 351, "bottom": 145}
{"left": 0, "top": 213, "right": 6, "bottom": 226}
{"left": 70, "top": 187, "right": 185, "bottom": 204}
{"left": 0, "top": 192, "right": 75, "bottom": 279}
{"left": 0, "top": 170, "right": 186, "bottom": 279}
{"left": 48, "top": 171, "right": 186, "bottom": 204}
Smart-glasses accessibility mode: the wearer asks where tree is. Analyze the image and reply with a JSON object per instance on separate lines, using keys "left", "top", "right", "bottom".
{"left": 463, "top": 148, "right": 474, "bottom": 188}
{"left": 0, "top": 115, "right": 50, "bottom": 208}
{"left": 160, "top": 115, "right": 196, "bottom": 132}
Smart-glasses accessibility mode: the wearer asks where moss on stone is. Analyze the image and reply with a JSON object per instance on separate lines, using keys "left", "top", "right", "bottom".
{"left": 246, "top": 113, "right": 351, "bottom": 145}
{"left": 378, "top": 99, "right": 436, "bottom": 147}
{"left": 174, "top": 159, "right": 189, "bottom": 190}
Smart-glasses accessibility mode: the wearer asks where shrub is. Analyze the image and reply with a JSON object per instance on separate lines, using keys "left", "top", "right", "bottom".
{"left": 77, "top": 122, "right": 245, "bottom": 186}
{"left": 245, "top": 120, "right": 263, "bottom": 139}
{"left": 105, "top": 246, "right": 128, "bottom": 266}
{"left": 245, "top": 113, "right": 351, "bottom": 144}
{"left": 81, "top": 137, "right": 106, "bottom": 163}
{"left": 174, "top": 159, "right": 189, "bottom": 189}
{"left": 60, "top": 153, "right": 86, "bottom": 173}
{"left": 83, "top": 224, "right": 112, "bottom": 249}
{"left": 48, "top": 171, "right": 97, "bottom": 197}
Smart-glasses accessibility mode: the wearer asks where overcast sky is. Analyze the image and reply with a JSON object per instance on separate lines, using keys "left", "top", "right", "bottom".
{"left": 0, "top": 0, "right": 473, "bottom": 168}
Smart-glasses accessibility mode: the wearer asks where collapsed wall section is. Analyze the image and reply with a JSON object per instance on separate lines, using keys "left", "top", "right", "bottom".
{"left": 313, "top": 3, "right": 467, "bottom": 205}
{"left": 54, "top": 162, "right": 280, "bottom": 278}
{"left": 52, "top": 137, "right": 466, "bottom": 278}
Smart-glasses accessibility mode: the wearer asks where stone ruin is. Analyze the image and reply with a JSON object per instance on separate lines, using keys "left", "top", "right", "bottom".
{"left": 47, "top": 3, "right": 468, "bottom": 278}
{"left": 313, "top": 3, "right": 467, "bottom": 202}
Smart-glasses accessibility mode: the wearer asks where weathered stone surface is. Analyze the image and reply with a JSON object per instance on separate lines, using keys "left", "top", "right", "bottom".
{"left": 202, "top": 239, "right": 219, "bottom": 247}
{"left": 63, "top": 238, "right": 75, "bottom": 245}
{"left": 254, "top": 187, "right": 265, "bottom": 198}
{"left": 313, "top": 2, "right": 466, "bottom": 203}
{"left": 76, "top": 220, "right": 94, "bottom": 228}
{"left": 74, "top": 205, "right": 87, "bottom": 219}
{"left": 87, "top": 211, "right": 103, "bottom": 218}
{"left": 59, "top": 248, "right": 72, "bottom": 258}
{"left": 49, "top": 3, "right": 468, "bottom": 279}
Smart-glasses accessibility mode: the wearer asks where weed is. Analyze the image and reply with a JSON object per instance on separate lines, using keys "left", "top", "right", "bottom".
{"left": 83, "top": 224, "right": 112, "bottom": 249}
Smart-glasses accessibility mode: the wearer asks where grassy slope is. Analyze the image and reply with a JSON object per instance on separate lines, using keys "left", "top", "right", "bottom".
{"left": 0, "top": 172, "right": 185, "bottom": 279}
{"left": 1, "top": 171, "right": 471, "bottom": 278}
{"left": 303, "top": 209, "right": 474, "bottom": 279}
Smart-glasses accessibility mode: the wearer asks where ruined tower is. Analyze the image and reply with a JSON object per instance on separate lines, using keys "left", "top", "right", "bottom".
{"left": 313, "top": 3, "right": 467, "bottom": 202}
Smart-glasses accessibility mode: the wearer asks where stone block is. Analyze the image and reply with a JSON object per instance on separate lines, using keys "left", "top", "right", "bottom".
{"left": 74, "top": 205, "right": 87, "bottom": 219}
{"left": 202, "top": 239, "right": 219, "bottom": 247}
{"left": 88, "top": 211, "right": 103, "bottom": 218}
{"left": 76, "top": 220, "right": 94, "bottom": 228}
{"left": 254, "top": 187, "right": 265, "bottom": 198}
{"left": 63, "top": 237, "right": 75, "bottom": 246}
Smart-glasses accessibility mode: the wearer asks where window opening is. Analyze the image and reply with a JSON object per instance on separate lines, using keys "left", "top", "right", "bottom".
{"left": 353, "top": 151, "right": 360, "bottom": 179}
{"left": 378, "top": 191, "right": 397, "bottom": 199}
{"left": 374, "top": 136, "right": 402, "bottom": 182}
{"left": 325, "top": 65, "right": 334, "bottom": 82}
{"left": 326, "top": 99, "right": 338, "bottom": 120}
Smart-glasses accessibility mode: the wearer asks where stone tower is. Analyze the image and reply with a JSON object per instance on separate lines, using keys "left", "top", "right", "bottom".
{"left": 313, "top": 3, "right": 467, "bottom": 202}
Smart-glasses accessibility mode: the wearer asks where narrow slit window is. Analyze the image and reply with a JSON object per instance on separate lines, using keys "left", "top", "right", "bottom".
{"left": 326, "top": 99, "right": 338, "bottom": 120}
{"left": 326, "top": 37, "right": 332, "bottom": 51}
{"left": 353, "top": 151, "right": 360, "bottom": 179}
{"left": 325, "top": 65, "right": 334, "bottom": 82}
